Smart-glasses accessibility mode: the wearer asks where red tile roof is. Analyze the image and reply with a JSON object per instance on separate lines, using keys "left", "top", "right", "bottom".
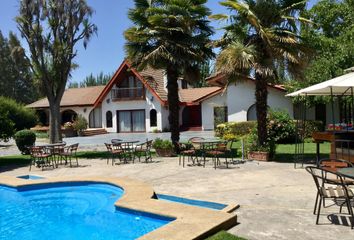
{"left": 27, "top": 86, "right": 105, "bottom": 108}
{"left": 179, "top": 87, "right": 222, "bottom": 103}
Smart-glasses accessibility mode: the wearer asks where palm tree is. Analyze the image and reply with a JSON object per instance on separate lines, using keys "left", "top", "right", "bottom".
{"left": 125, "top": 0, "right": 214, "bottom": 148}
{"left": 212, "top": 0, "right": 311, "bottom": 147}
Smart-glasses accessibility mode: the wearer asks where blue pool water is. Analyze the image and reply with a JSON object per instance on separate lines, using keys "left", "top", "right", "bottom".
{"left": 156, "top": 194, "right": 227, "bottom": 210}
{"left": 0, "top": 183, "right": 173, "bottom": 240}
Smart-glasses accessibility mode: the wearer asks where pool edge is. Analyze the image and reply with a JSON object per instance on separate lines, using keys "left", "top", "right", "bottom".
{"left": 0, "top": 175, "right": 237, "bottom": 240}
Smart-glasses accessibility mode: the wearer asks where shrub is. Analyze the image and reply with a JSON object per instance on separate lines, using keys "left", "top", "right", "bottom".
{"left": 246, "top": 127, "right": 276, "bottom": 159}
{"left": 14, "top": 130, "right": 36, "bottom": 154}
{"left": 267, "top": 109, "right": 297, "bottom": 144}
{"left": 296, "top": 120, "right": 324, "bottom": 138}
{"left": 152, "top": 138, "right": 173, "bottom": 149}
{"left": 0, "top": 96, "right": 37, "bottom": 131}
{"left": 0, "top": 108, "right": 15, "bottom": 141}
{"left": 63, "top": 122, "right": 74, "bottom": 129}
{"left": 72, "top": 115, "right": 88, "bottom": 132}
{"left": 215, "top": 121, "right": 256, "bottom": 138}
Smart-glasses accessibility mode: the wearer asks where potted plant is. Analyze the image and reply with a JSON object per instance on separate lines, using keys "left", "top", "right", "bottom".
{"left": 72, "top": 115, "right": 88, "bottom": 136}
{"left": 62, "top": 122, "right": 77, "bottom": 137}
{"left": 152, "top": 138, "right": 174, "bottom": 157}
{"left": 246, "top": 130, "right": 272, "bottom": 161}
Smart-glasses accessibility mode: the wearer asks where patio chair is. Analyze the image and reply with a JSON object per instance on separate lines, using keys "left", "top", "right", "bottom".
{"left": 29, "top": 146, "right": 54, "bottom": 171}
{"left": 134, "top": 139, "right": 153, "bottom": 163}
{"left": 178, "top": 142, "right": 197, "bottom": 167}
{"left": 305, "top": 166, "right": 354, "bottom": 228}
{"left": 105, "top": 143, "right": 124, "bottom": 165}
{"left": 206, "top": 141, "right": 229, "bottom": 169}
{"left": 59, "top": 143, "right": 79, "bottom": 167}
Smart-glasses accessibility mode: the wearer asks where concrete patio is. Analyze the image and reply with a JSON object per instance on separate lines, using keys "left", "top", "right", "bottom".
{"left": 1, "top": 156, "right": 353, "bottom": 240}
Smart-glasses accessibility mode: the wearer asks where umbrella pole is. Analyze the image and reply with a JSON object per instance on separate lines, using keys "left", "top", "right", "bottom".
{"left": 351, "top": 87, "right": 354, "bottom": 129}
{"left": 331, "top": 87, "right": 335, "bottom": 131}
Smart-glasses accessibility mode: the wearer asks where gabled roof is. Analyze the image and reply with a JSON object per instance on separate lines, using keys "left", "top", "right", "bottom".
{"left": 93, "top": 60, "right": 168, "bottom": 107}
{"left": 27, "top": 86, "right": 105, "bottom": 108}
{"left": 206, "top": 73, "right": 286, "bottom": 92}
{"left": 179, "top": 87, "right": 222, "bottom": 104}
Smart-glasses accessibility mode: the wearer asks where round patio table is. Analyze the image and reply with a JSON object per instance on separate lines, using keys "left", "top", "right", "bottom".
{"left": 117, "top": 140, "right": 140, "bottom": 163}
{"left": 337, "top": 167, "right": 354, "bottom": 179}
{"left": 37, "top": 142, "right": 66, "bottom": 167}
{"left": 189, "top": 139, "right": 224, "bottom": 167}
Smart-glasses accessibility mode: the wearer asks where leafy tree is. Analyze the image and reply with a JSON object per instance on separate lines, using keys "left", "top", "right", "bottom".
{"left": 16, "top": 0, "right": 97, "bottom": 143}
{"left": 0, "top": 31, "right": 37, "bottom": 103}
{"left": 125, "top": 0, "right": 214, "bottom": 147}
{"left": 0, "top": 96, "right": 37, "bottom": 141}
{"left": 211, "top": 0, "right": 311, "bottom": 147}
{"left": 68, "top": 72, "right": 112, "bottom": 88}
{"left": 302, "top": 0, "right": 354, "bottom": 87}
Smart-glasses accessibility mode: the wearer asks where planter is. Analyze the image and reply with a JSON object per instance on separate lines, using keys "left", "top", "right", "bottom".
{"left": 155, "top": 148, "right": 174, "bottom": 157}
{"left": 62, "top": 128, "right": 77, "bottom": 138}
{"left": 248, "top": 151, "right": 269, "bottom": 161}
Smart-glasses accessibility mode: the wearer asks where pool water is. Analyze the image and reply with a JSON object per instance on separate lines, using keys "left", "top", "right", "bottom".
{"left": 0, "top": 183, "right": 173, "bottom": 240}
{"left": 156, "top": 194, "right": 227, "bottom": 210}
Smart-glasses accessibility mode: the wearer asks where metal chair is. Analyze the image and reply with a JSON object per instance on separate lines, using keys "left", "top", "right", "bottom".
{"left": 134, "top": 139, "right": 153, "bottom": 163}
{"left": 29, "top": 146, "right": 54, "bottom": 170}
{"left": 206, "top": 141, "right": 229, "bottom": 169}
{"left": 105, "top": 143, "right": 124, "bottom": 165}
{"left": 59, "top": 143, "right": 79, "bottom": 167}
{"left": 306, "top": 166, "right": 354, "bottom": 228}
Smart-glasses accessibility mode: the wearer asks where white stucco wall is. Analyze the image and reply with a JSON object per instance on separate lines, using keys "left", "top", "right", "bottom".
{"left": 100, "top": 88, "right": 164, "bottom": 133}
{"left": 201, "top": 93, "right": 227, "bottom": 130}
{"left": 227, "top": 81, "right": 293, "bottom": 122}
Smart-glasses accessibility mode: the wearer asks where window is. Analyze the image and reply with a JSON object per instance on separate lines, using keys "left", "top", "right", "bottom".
{"left": 214, "top": 106, "right": 228, "bottom": 128}
{"left": 106, "top": 111, "right": 112, "bottom": 128}
{"left": 150, "top": 109, "right": 157, "bottom": 127}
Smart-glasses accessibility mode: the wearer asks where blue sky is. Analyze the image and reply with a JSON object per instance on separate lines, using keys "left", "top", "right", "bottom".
{"left": 0, "top": 0, "right": 317, "bottom": 85}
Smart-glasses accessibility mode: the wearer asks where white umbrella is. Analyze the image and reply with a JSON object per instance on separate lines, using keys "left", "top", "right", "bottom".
{"left": 286, "top": 71, "right": 354, "bottom": 96}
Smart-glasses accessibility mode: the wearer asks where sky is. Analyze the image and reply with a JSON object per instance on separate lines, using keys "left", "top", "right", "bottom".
{"left": 0, "top": 0, "right": 317, "bottom": 85}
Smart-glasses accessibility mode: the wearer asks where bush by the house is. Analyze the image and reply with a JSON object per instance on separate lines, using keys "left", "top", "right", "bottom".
{"left": 153, "top": 138, "right": 174, "bottom": 157}
{"left": 294, "top": 120, "right": 323, "bottom": 139}
{"left": 215, "top": 121, "right": 256, "bottom": 138}
{"left": 267, "top": 109, "right": 297, "bottom": 144}
{"left": 247, "top": 127, "right": 276, "bottom": 159}
{"left": 72, "top": 115, "right": 88, "bottom": 134}
{"left": 14, "top": 129, "right": 36, "bottom": 154}
{"left": 0, "top": 96, "right": 37, "bottom": 131}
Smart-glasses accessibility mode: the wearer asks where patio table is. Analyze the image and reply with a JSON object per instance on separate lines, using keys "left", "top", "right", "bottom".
{"left": 114, "top": 140, "right": 139, "bottom": 163}
{"left": 37, "top": 142, "right": 66, "bottom": 167}
{"left": 190, "top": 139, "right": 223, "bottom": 167}
{"left": 337, "top": 167, "right": 354, "bottom": 179}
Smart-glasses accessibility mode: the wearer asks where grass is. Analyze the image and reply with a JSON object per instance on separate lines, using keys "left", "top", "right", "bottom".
{"left": 206, "top": 231, "right": 247, "bottom": 240}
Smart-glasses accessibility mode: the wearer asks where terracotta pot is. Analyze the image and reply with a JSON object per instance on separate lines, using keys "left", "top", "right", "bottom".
{"left": 155, "top": 148, "right": 174, "bottom": 157}
{"left": 248, "top": 151, "right": 269, "bottom": 161}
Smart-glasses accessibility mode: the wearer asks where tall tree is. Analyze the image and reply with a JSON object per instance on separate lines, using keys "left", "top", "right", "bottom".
{"left": 69, "top": 72, "right": 113, "bottom": 88}
{"left": 212, "top": 0, "right": 311, "bottom": 147}
{"left": 125, "top": 0, "right": 214, "bottom": 147}
{"left": 16, "top": 0, "right": 97, "bottom": 143}
{"left": 0, "top": 31, "right": 36, "bottom": 103}
{"left": 301, "top": 0, "right": 354, "bottom": 87}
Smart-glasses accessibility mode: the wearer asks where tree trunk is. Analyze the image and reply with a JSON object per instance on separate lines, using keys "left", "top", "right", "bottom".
{"left": 166, "top": 66, "right": 180, "bottom": 150}
{"left": 48, "top": 99, "right": 62, "bottom": 143}
{"left": 255, "top": 73, "right": 268, "bottom": 146}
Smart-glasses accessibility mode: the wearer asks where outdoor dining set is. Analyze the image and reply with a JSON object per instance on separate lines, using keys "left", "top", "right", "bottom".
{"left": 104, "top": 139, "right": 153, "bottom": 165}
{"left": 178, "top": 137, "right": 242, "bottom": 169}
{"left": 29, "top": 142, "right": 79, "bottom": 171}
{"left": 306, "top": 158, "right": 354, "bottom": 229}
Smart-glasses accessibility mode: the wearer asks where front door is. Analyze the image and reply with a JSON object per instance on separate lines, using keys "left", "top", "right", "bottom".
{"left": 117, "top": 110, "right": 145, "bottom": 132}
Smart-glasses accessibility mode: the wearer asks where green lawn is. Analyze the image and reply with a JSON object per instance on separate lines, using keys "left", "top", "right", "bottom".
{"left": 206, "top": 231, "right": 247, "bottom": 240}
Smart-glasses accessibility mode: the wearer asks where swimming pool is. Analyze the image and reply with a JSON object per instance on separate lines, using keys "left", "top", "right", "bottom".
{"left": 0, "top": 182, "right": 173, "bottom": 240}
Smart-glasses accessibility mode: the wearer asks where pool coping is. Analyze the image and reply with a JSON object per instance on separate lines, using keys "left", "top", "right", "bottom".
{"left": 0, "top": 175, "right": 237, "bottom": 240}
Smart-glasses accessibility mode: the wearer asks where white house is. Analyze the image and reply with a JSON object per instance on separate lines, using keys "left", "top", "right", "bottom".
{"left": 28, "top": 60, "right": 294, "bottom": 133}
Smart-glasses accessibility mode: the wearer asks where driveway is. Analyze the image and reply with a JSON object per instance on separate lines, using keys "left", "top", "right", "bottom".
{"left": 0, "top": 131, "right": 216, "bottom": 155}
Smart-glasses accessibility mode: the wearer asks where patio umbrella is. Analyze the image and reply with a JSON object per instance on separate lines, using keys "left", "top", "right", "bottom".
{"left": 286, "top": 71, "right": 354, "bottom": 96}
